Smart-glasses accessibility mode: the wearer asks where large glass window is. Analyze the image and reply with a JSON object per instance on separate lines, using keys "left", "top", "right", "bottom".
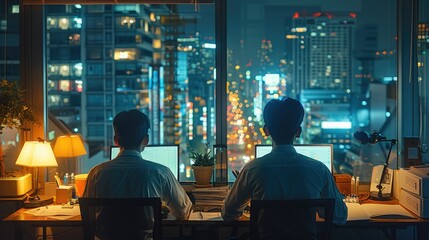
{"left": 227, "top": 0, "right": 397, "bottom": 182}
{"left": 46, "top": 4, "right": 216, "bottom": 182}
{"left": 4, "top": 0, "right": 429, "bottom": 190}
{"left": 0, "top": 0, "right": 21, "bottom": 172}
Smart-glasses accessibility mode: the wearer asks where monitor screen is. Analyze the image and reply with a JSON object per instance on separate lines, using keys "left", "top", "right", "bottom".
{"left": 110, "top": 145, "right": 179, "bottom": 180}
{"left": 255, "top": 144, "right": 333, "bottom": 172}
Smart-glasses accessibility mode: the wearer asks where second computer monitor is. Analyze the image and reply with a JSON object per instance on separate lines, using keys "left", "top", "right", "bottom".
{"left": 110, "top": 145, "right": 179, "bottom": 180}
{"left": 255, "top": 144, "right": 333, "bottom": 172}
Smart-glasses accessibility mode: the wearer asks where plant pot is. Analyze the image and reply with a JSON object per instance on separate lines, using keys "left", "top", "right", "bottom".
{"left": 192, "top": 165, "right": 214, "bottom": 187}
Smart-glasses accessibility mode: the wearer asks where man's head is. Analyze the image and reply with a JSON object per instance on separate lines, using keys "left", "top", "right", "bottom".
{"left": 113, "top": 110, "right": 150, "bottom": 150}
{"left": 263, "top": 97, "right": 304, "bottom": 145}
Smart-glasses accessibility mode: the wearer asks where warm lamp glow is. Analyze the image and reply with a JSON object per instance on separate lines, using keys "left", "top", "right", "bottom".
{"left": 16, "top": 141, "right": 58, "bottom": 167}
{"left": 53, "top": 135, "right": 87, "bottom": 157}
{"left": 15, "top": 140, "right": 58, "bottom": 206}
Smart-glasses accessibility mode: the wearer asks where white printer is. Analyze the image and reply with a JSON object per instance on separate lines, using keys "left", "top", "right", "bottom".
{"left": 399, "top": 166, "right": 429, "bottom": 218}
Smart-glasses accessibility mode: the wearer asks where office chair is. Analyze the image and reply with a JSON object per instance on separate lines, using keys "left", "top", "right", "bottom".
{"left": 249, "top": 198, "right": 335, "bottom": 240}
{"left": 79, "top": 197, "right": 163, "bottom": 240}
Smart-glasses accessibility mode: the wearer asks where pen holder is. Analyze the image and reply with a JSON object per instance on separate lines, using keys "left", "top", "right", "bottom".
{"left": 56, "top": 186, "right": 73, "bottom": 204}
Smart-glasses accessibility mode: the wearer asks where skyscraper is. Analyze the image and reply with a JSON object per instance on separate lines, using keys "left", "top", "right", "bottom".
{"left": 291, "top": 12, "right": 356, "bottom": 152}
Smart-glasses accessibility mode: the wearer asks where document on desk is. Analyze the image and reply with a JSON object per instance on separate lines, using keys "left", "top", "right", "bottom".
{"left": 189, "top": 211, "right": 223, "bottom": 221}
{"left": 26, "top": 205, "right": 80, "bottom": 220}
{"left": 346, "top": 203, "right": 415, "bottom": 221}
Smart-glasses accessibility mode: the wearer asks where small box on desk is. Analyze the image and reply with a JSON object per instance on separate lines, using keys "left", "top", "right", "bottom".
{"left": 56, "top": 186, "right": 73, "bottom": 204}
{"left": 333, "top": 174, "right": 351, "bottom": 195}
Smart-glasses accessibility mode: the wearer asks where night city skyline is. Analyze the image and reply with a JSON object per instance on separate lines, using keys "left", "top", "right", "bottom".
{"left": 1, "top": 0, "right": 424, "bottom": 183}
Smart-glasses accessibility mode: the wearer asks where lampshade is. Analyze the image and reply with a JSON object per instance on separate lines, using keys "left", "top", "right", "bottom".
{"left": 16, "top": 141, "right": 58, "bottom": 167}
{"left": 53, "top": 135, "right": 87, "bottom": 157}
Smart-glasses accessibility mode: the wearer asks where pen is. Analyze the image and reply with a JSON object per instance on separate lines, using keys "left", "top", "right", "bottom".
{"left": 199, "top": 212, "right": 204, "bottom": 220}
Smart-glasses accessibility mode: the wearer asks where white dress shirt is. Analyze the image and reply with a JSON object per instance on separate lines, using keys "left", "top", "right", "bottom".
{"left": 83, "top": 149, "right": 192, "bottom": 219}
{"left": 222, "top": 144, "right": 347, "bottom": 225}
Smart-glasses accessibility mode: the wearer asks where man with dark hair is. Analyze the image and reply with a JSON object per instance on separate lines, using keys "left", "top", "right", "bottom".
{"left": 84, "top": 110, "right": 192, "bottom": 238}
{"left": 222, "top": 97, "right": 347, "bottom": 239}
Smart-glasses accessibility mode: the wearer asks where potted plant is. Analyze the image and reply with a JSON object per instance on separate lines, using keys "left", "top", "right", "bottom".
{"left": 0, "top": 80, "right": 39, "bottom": 177}
{"left": 189, "top": 143, "right": 216, "bottom": 187}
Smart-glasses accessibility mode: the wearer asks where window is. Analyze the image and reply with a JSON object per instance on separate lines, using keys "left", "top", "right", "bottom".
{"left": 226, "top": 1, "right": 397, "bottom": 182}
{"left": 87, "top": 48, "right": 103, "bottom": 60}
{"left": 45, "top": 4, "right": 216, "bottom": 182}
{"left": 5, "top": 0, "right": 418, "bottom": 185}
{"left": 114, "top": 49, "right": 137, "bottom": 60}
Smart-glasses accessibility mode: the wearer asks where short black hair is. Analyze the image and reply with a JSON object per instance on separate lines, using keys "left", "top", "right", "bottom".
{"left": 113, "top": 110, "right": 150, "bottom": 149}
{"left": 263, "top": 97, "right": 304, "bottom": 144}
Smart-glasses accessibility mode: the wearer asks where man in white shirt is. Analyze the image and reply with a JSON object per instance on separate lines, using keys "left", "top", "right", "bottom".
{"left": 83, "top": 110, "right": 192, "bottom": 239}
{"left": 222, "top": 97, "right": 347, "bottom": 239}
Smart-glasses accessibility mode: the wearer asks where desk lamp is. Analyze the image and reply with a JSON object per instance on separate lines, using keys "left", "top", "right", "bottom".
{"left": 15, "top": 140, "right": 58, "bottom": 207}
{"left": 354, "top": 130, "right": 397, "bottom": 201}
{"left": 53, "top": 134, "right": 87, "bottom": 174}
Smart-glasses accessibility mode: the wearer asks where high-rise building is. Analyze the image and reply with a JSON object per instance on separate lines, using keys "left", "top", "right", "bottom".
{"left": 292, "top": 12, "right": 356, "bottom": 92}
{"left": 178, "top": 34, "right": 216, "bottom": 143}
{"left": 45, "top": 4, "right": 201, "bottom": 159}
{"left": 0, "top": 0, "right": 20, "bottom": 82}
{"left": 291, "top": 12, "right": 356, "bottom": 152}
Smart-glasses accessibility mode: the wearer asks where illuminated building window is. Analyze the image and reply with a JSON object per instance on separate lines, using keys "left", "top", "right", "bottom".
{"left": 114, "top": 49, "right": 137, "bottom": 60}
{"left": 59, "top": 80, "right": 71, "bottom": 91}
{"left": 120, "top": 16, "right": 136, "bottom": 28}
{"left": 47, "top": 18, "right": 57, "bottom": 29}
{"left": 153, "top": 39, "right": 162, "bottom": 49}
{"left": 59, "top": 18, "right": 70, "bottom": 30}
{"left": 60, "top": 65, "right": 70, "bottom": 76}
{"left": 12, "top": 5, "right": 19, "bottom": 14}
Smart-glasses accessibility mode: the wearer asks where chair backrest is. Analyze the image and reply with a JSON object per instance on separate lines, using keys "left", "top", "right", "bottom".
{"left": 250, "top": 198, "right": 335, "bottom": 240}
{"left": 79, "top": 197, "right": 162, "bottom": 240}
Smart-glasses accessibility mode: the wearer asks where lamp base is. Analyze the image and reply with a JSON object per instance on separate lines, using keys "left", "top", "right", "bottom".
{"left": 23, "top": 196, "right": 53, "bottom": 208}
{"left": 369, "top": 192, "right": 392, "bottom": 201}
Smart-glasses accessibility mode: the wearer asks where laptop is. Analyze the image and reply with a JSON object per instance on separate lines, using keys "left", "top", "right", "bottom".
{"left": 255, "top": 144, "right": 334, "bottom": 172}
{"left": 110, "top": 145, "right": 180, "bottom": 180}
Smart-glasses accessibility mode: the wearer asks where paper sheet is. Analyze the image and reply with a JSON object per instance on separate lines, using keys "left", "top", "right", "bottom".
{"left": 26, "top": 205, "right": 80, "bottom": 217}
{"left": 189, "top": 211, "right": 223, "bottom": 221}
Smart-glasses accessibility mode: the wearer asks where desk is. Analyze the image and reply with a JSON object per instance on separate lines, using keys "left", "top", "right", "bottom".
{"left": 3, "top": 204, "right": 429, "bottom": 240}
{"left": 3, "top": 207, "right": 81, "bottom": 240}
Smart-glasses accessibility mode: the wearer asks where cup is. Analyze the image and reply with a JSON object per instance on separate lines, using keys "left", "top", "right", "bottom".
{"left": 74, "top": 174, "right": 88, "bottom": 197}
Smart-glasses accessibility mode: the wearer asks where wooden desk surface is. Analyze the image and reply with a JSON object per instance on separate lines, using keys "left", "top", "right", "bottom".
{"left": 4, "top": 203, "right": 428, "bottom": 225}
{"left": 3, "top": 207, "right": 81, "bottom": 224}
{"left": 3, "top": 203, "right": 429, "bottom": 240}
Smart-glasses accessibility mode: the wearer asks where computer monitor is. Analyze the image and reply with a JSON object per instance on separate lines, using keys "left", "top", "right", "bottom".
{"left": 110, "top": 145, "right": 179, "bottom": 180}
{"left": 255, "top": 144, "right": 333, "bottom": 172}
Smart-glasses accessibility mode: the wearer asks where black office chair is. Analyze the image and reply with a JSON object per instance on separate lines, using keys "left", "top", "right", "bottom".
{"left": 79, "top": 197, "right": 163, "bottom": 240}
{"left": 249, "top": 198, "right": 335, "bottom": 240}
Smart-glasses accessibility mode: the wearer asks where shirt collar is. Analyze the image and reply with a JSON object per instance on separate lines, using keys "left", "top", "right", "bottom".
{"left": 272, "top": 144, "right": 297, "bottom": 153}
{"left": 117, "top": 149, "right": 143, "bottom": 158}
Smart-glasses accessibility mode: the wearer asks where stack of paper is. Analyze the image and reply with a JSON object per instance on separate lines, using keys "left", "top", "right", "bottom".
{"left": 192, "top": 185, "right": 229, "bottom": 211}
